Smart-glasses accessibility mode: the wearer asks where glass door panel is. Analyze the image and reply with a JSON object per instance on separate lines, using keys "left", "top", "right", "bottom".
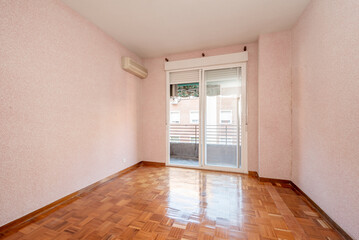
{"left": 204, "top": 67, "right": 242, "bottom": 168}
{"left": 169, "top": 82, "right": 200, "bottom": 166}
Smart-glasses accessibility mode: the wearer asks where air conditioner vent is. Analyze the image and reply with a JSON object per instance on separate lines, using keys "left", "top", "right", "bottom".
{"left": 121, "top": 57, "right": 148, "bottom": 79}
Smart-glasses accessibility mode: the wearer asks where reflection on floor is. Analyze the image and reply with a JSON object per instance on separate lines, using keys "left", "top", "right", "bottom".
{"left": 0, "top": 166, "right": 344, "bottom": 240}
{"left": 170, "top": 143, "right": 239, "bottom": 168}
{"left": 170, "top": 157, "right": 237, "bottom": 168}
{"left": 205, "top": 161, "right": 237, "bottom": 168}
{"left": 170, "top": 157, "right": 199, "bottom": 166}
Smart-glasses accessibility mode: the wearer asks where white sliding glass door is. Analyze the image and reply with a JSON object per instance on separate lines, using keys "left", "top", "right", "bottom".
{"left": 203, "top": 67, "right": 244, "bottom": 170}
{"left": 168, "top": 70, "right": 201, "bottom": 167}
{"left": 166, "top": 63, "right": 247, "bottom": 173}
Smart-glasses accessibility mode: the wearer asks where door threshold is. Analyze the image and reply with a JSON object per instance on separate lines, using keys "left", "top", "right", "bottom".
{"left": 166, "top": 163, "right": 248, "bottom": 174}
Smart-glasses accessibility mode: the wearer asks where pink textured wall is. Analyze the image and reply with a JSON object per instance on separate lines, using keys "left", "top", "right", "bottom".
{"left": 258, "top": 31, "right": 292, "bottom": 180}
{"left": 291, "top": 0, "right": 359, "bottom": 238}
{"left": 141, "top": 57, "right": 166, "bottom": 163}
{"left": 142, "top": 43, "right": 259, "bottom": 171}
{"left": 0, "top": 0, "right": 142, "bottom": 226}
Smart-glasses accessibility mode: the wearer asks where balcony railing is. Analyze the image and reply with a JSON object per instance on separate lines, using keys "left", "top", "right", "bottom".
{"left": 170, "top": 124, "right": 241, "bottom": 145}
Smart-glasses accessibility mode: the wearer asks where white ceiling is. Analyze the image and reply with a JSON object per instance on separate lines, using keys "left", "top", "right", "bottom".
{"left": 61, "top": 0, "right": 310, "bottom": 58}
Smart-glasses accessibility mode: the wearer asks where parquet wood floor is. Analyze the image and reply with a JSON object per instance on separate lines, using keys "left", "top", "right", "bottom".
{"left": 0, "top": 166, "right": 344, "bottom": 240}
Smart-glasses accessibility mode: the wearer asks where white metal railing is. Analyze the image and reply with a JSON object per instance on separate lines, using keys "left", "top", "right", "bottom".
{"left": 170, "top": 124, "right": 241, "bottom": 145}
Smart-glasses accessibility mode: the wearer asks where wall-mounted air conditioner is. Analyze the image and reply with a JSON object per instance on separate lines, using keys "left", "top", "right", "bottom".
{"left": 121, "top": 57, "right": 148, "bottom": 79}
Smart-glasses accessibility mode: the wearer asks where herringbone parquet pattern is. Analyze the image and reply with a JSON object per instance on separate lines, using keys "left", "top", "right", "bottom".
{"left": 0, "top": 166, "right": 343, "bottom": 239}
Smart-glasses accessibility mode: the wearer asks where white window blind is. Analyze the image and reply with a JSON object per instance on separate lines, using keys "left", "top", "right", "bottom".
{"left": 169, "top": 70, "right": 200, "bottom": 84}
{"left": 204, "top": 67, "right": 240, "bottom": 82}
{"left": 205, "top": 67, "right": 241, "bottom": 96}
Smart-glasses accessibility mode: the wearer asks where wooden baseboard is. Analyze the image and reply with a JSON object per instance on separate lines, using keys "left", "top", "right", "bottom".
{"left": 247, "top": 172, "right": 352, "bottom": 239}
{"left": 248, "top": 171, "right": 259, "bottom": 178}
{"left": 290, "top": 182, "right": 353, "bottom": 240}
{"left": 248, "top": 171, "right": 290, "bottom": 185}
{"left": 259, "top": 177, "right": 291, "bottom": 185}
{"left": 141, "top": 161, "right": 166, "bottom": 167}
{"left": 0, "top": 161, "right": 142, "bottom": 236}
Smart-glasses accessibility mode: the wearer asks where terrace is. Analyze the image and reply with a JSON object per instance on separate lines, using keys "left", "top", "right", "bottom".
{"left": 169, "top": 124, "right": 241, "bottom": 167}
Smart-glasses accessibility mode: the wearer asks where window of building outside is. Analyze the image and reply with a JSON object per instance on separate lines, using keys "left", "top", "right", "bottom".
{"left": 190, "top": 110, "right": 199, "bottom": 124}
{"left": 220, "top": 110, "right": 232, "bottom": 124}
{"left": 170, "top": 111, "right": 180, "bottom": 124}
